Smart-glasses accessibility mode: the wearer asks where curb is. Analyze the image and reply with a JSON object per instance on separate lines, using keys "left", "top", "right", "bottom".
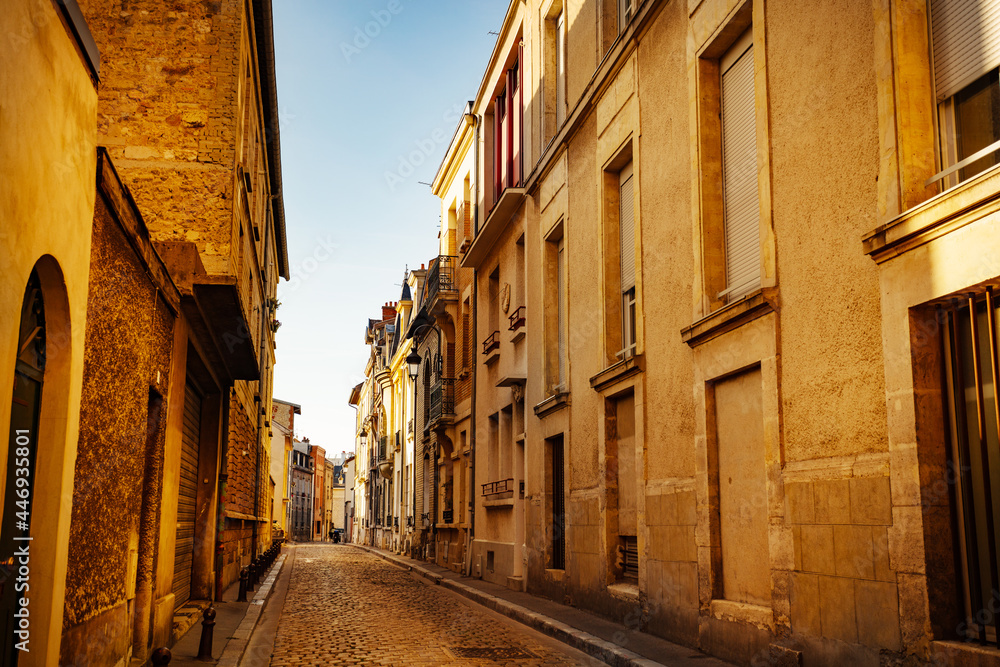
{"left": 216, "top": 553, "right": 287, "bottom": 667}
{"left": 358, "top": 546, "right": 665, "bottom": 667}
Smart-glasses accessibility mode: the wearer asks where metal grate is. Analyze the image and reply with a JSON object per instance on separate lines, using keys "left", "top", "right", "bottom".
{"left": 449, "top": 647, "right": 539, "bottom": 660}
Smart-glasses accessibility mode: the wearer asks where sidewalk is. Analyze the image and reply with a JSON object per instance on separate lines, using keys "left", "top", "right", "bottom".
{"left": 358, "top": 545, "right": 733, "bottom": 667}
{"left": 170, "top": 550, "right": 287, "bottom": 666}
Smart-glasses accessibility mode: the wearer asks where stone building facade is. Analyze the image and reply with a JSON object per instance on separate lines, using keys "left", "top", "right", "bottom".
{"left": 75, "top": 0, "right": 288, "bottom": 603}
{"left": 356, "top": 0, "right": 1000, "bottom": 665}
{"left": 2, "top": 0, "right": 288, "bottom": 663}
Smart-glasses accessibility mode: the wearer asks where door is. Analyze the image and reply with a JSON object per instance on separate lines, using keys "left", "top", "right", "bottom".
{"left": 173, "top": 381, "right": 202, "bottom": 608}
{"left": 2, "top": 272, "right": 45, "bottom": 666}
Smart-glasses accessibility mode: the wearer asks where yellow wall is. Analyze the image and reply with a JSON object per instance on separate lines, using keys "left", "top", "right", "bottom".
{"left": 0, "top": 1, "right": 98, "bottom": 663}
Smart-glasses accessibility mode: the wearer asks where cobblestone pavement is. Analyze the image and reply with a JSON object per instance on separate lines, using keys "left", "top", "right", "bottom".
{"left": 270, "top": 544, "right": 605, "bottom": 666}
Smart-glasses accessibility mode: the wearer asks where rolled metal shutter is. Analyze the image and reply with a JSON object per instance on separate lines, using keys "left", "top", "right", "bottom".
{"left": 173, "top": 381, "right": 201, "bottom": 608}
{"left": 721, "top": 35, "right": 760, "bottom": 300}
{"left": 931, "top": 0, "right": 1000, "bottom": 101}
{"left": 619, "top": 161, "right": 635, "bottom": 292}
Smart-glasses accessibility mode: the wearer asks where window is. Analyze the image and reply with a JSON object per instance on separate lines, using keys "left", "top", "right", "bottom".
{"left": 492, "top": 43, "right": 525, "bottom": 203}
{"left": 546, "top": 435, "right": 566, "bottom": 570}
{"left": 719, "top": 28, "right": 760, "bottom": 302}
{"left": 619, "top": 162, "right": 636, "bottom": 358}
{"left": 618, "top": 0, "right": 634, "bottom": 31}
{"left": 543, "top": 6, "right": 567, "bottom": 144}
{"left": 930, "top": 0, "right": 1000, "bottom": 187}
{"left": 544, "top": 223, "right": 567, "bottom": 392}
{"left": 943, "top": 292, "right": 1000, "bottom": 642}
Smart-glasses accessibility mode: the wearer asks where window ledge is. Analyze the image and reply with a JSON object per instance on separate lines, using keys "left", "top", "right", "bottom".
{"left": 680, "top": 290, "right": 775, "bottom": 348}
{"left": 932, "top": 639, "right": 1000, "bottom": 662}
{"left": 863, "top": 164, "right": 1000, "bottom": 263}
{"left": 589, "top": 354, "right": 644, "bottom": 393}
{"left": 461, "top": 187, "right": 527, "bottom": 268}
{"left": 607, "top": 582, "right": 640, "bottom": 602}
{"left": 483, "top": 349, "right": 500, "bottom": 366}
{"left": 483, "top": 496, "right": 515, "bottom": 509}
{"left": 710, "top": 599, "right": 774, "bottom": 631}
{"left": 534, "top": 392, "right": 570, "bottom": 418}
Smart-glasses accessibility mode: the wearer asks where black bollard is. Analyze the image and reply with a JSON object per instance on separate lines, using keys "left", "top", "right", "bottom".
{"left": 196, "top": 604, "right": 216, "bottom": 661}
{"left": 152, "top": 647, "right": 171, "bottom": 665}
{"left": 237, "top": 567, "right": 248, "bottom": 602}
{"left": 247, "top": 562, "right": 256, "bottom": 594}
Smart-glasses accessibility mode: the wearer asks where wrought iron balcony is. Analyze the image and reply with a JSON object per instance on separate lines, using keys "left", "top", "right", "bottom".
{"left": 425, "top": 255, "right": 458, "bottom": 308}
{"left": 482, "top": 331, "right": 499, "bottom": 355}
{"left": 508, "top": 305, "right": 525, "bottom": 331}
{"left": 482, "top": 478, "right": 515, "bottom": 497}
{"left": 377, "top": 435, "right": 393, "bottom": 479}
{"left": 429, "top": 378, "right": 455, "bottom": 425}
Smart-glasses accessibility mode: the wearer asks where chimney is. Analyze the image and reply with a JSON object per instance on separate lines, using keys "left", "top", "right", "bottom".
{"left": 382, "top": 303, "right": 395, "bottom": 321}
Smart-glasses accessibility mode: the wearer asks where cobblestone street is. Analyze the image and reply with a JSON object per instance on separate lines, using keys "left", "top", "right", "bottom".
{"left": 269, "top": 545, "right": 603, "bottom": 666}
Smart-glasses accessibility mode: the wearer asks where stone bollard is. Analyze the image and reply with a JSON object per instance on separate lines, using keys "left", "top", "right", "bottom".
{"left": 237, "top": 567, "right": 248, "bottom": 602}
{"left": 196, "top": 604, "right": 216, "bottom": 662}
{"left": 152, "top": 647, "right": 171, "bottom": 665}
{"left": 247, "top": 561, "right": 256, "bottom": 594}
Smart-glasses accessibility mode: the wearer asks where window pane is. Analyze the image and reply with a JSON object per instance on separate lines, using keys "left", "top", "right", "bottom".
{"left": 957, "top": 70, "right": 1000, "bottom": 181}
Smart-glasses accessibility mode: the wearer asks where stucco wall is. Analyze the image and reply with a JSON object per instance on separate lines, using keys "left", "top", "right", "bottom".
{"left": 768, "top": 0, "right": 886, "bottom": 462}
{"left": 0, "top": 1, "right": 98, "bottom": 663}
{"left": 61, "top": 186, "right": 177, "bottom": 663}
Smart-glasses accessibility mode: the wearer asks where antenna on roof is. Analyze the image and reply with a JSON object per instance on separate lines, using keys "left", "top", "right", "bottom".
{"left": 417, "top": 181, "right": 432, "bottom": 187}
{"left": 488, "top": 31, "right": 500, "bottom": 36}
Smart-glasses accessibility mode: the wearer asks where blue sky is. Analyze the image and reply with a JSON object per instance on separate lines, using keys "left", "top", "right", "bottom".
{"left": 271, "top": 1, "right": 506, "bottom": 453}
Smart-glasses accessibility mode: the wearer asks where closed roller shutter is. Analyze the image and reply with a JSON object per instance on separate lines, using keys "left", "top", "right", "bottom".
{"left": 173, "top": 381, "right": 202, "bottom": 608}
{"left": 619, "top": 161, "right": 636, "bottom": 293}
{"left": 931, "top": 0, "right": 1000, "bottom": 101}
{"left": 721, "top": 30, "right": 760, "bottom": 301}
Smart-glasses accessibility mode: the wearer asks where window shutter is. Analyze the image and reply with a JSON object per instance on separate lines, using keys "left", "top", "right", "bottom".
{"left": 513, "top": 42, "right": 524, "bottom": 187}
{"left": 931, "top": 0, "right": 1000, "bottom": 101}
{"left": 557, "top": 240, "right": 567, "bottom": 384}
{"left": 619, "top": 161, "right": 635, "bottom": 293}
{"left": 721, "top": 34, "right": 760, "bottom": 300}
{"left": 462, "top": 312, "right": 470, "bottom": 370}
{"left": 494, "top": 95, "right": 503, "bottom": 202}
{"left": 557, "top": 14, "right": 566, "bottom": 125}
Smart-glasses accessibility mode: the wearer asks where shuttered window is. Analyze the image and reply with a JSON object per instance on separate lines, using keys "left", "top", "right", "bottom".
{"left": 931, "top": 0, "right": 1000, "bottom": 102}
{"left": 557, "top": 12, "right": 566, "bottom": 126}
{"left": 720, "top": 29, "right": 760, "bottom": 301}
{"left": 929, "top": 0, "right": 1000, "bottom": 186}
{"left": 557, "top": 237, "right": 567, "bottom": 386}
{"left": 619, "top": 162, "right": 635, "bottom": 292}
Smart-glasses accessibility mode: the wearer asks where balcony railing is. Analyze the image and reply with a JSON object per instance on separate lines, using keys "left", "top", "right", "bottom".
{"left": 482, "top": 478, "right": 515, "bottom": 497}
{"left": 425, "top": 255, "right": 458, "bottom": 305}
{"left": 482, "top": 331, "right": 500, "bottom": 355}
{"left": 442, "top": 509, "right": 454, "bottom": 524}
{"left": 429, "top": 378, "right": 455, "bottom": 424}
{"left": 508, "top": 305, "right": 525, "bottom": 331}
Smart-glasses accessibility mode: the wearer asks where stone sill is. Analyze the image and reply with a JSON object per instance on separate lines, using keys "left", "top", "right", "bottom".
{"left": 534, "top": 392, "right": 570, "bottom": 418}
{"left": 710, "top": 599, "right": 774, "bottom": 631}
{"left": 483, "top": 496, "right": 515, "bottom": 509}
{"left": 932, "top": 639, "right": 1000, "bottom": 663}
{"left": 607, "top": 582, "right": 640, "bottom": 602}
{"left": 483, "top": 349, "right": 500, "bottom": 366}
{"left": 544, "top": 568, "right": 566, "bottom": 583}
{"left": 510, "top": 329, "right": 526, "bottom": 344}
{"left": 589, "top": 354, "right": 644, "bottom": 393}
{"left": 863, "top": 163, "right": 1000, "bottom": 264}
{"left": 680, "top": 290, "right": 775, "bottom": 348}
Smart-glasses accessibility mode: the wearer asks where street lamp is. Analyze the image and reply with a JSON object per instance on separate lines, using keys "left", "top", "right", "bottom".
{"left": 359, "top": 428, "right": 367, "bottom": 448}
{"left": 406, "top": 350, "right": 421, "bottom": 381}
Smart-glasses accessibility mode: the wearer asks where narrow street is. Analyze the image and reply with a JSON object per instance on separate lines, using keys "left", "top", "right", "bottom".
{"left": 266, "top": 545, "right": 603, "bottom": 666}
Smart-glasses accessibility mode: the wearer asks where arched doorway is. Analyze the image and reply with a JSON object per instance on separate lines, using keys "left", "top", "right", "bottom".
{"left": 2, "top": 270, "right": 45, "bottom": 665}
